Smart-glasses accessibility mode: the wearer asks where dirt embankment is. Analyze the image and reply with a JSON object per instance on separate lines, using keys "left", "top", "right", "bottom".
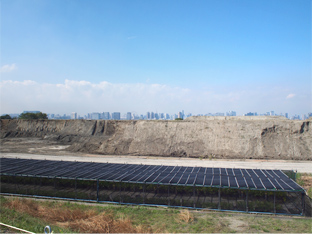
{"left": 0, "top": 116, "right": 311, "bottom": 160}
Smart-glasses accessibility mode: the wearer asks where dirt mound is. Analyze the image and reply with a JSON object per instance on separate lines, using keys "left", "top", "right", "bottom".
{"left": 0, "top": 117, "right": 311, "bottom": 160}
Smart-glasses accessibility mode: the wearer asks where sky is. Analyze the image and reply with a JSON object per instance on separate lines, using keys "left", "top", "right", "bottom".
{"left": 0, "top": 0, "right": 311, "bottom": 117}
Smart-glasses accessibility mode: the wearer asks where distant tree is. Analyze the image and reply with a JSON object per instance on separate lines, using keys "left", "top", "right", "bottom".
{"left": 175, "top": 118, "right": 183, "bottom": 121}
{"left": 0, "top": 114, "right": 12, "bottom": 119}
{"left": 19, "top": 112, "right": 48, "bottom": 120}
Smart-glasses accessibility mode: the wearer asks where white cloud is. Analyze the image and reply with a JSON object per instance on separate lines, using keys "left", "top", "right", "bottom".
{"left": 0, "top": 64, "right": 17, "bottom": 73}
{"left": 286, "top": 93, "right": 296, "bottom": 99}
{"left": 0, "top": 80, "right": 310, "bottom": 116}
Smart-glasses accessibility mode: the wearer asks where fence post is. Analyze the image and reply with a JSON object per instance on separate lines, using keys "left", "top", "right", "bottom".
{"left": 274, "top": 191, "right": 276, "bottom": 214}
{"left": 119, "top": 182, "right": 121, "bottom": 204}
{"left": 96, "top": 179, "right": 99, "bottom": 202}
{"left": 143, "top": 183, "right": 146, "bottom": 204}
{"left": 246, "top": 190, "right": 249, "bottom": 212}
{"left": 14, "top": 175, "right": 17, "bottom": 194}
{"left": 75, "top": 178, "right": 77, "bottom": 199}
{"left": 168, "top": 185, "right": 170, "bottom": 206}
{"left": 193, "top": 186, "right": 196, "bottom": 208}
{"left": 301, "top": 192, "right": 305, "bottom": 216}
{"left": 218, "top": 187, "right": 221, "bottom": 210}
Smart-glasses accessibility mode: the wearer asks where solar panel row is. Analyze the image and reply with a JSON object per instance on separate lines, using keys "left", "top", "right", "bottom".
{"left": 0, "top": 157, "right": 303, "bottom": 192}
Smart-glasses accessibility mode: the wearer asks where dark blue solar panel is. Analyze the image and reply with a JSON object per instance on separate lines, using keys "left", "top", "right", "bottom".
{"left": 185, "top": 175, "right": 196, "bottom": 185}
{"left": 178, "top": 174, "right": 188, "bottom": 184}
{"left": 0, "top": 157, "right": 304, "bottom": 192}
{"left": 261, "top": 178, "right": 275, "bottom": 189}
{"left": 213, "top": 168, "right": 220, "bottom": 175}
{"left": 253, "top": 178, "right": 264, "bottom": 189}
{"left": 221, "top": 176, "right": 229, "bottom": 187}
{"left": 169, "top": 174, "right": 182, "bottom": 184}
{"left": 195, "top": 176, "right": 204, "bottom": 185}
{"left": 244, "top": 177, "right": 255, "bottom": 188}
{"left": 229, "top": 177, "right": 237, "bottom": 187}
{"left": 206, "top": 168, "right": 213, "bottom": 175}
{"left": 233, "top": 169, "right": 241, "bottom": 176}
{"left": 226, "top": 168, "right": 234, "bottom": 176}
{"left": 204, "top": 175, "right": 213, "bottom": 186}
{"left": 212, "top": 175, "right": 220, "bottom": 186}
{"left": 237, "top": 178, "right": 247, "bottom": 188}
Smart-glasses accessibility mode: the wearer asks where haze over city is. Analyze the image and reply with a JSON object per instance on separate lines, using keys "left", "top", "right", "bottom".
{"left": 1, "top": 0, "right": 311, "bottom": 117}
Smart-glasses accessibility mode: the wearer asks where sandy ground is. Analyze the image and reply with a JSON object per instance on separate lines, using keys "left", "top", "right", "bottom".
{"left": 1, "top": 138, "right": 311, "bottom": 173}
{"left": 1, "top": 152, "right": 311, "bottom": 173}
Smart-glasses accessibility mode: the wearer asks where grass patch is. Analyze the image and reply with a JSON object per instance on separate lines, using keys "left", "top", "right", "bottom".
{"left": 296, "top": 173, "right": 312, "bottom": 197}
{"left": 1, "top": 196, "right": 311, "bottom": 233}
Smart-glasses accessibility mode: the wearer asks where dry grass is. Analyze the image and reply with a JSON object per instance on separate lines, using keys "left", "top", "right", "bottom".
{"left": 301, "top": 175, "right": 312, "bottom": 190}
{"left": 177, "top": 209, "right": 194, "bottom": 223}
{"left": 5, "top": 198, "right": 151, "bottom": 233}
{"left": 297, "top": 173, "right": 312, "bottom": 197}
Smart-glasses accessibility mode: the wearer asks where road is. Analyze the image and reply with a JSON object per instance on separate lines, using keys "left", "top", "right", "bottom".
{"left": 1, "top": 153, "right": 311, "bottom": 173}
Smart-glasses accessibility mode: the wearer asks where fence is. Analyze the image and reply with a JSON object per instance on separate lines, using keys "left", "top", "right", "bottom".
{"left": 1, "top": 175, "right": 309, "bottom": 216}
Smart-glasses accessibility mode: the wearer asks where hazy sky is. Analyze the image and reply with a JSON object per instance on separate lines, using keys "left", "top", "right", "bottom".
{"left": 1, "top": 0, "right": 311, "bottom": 116}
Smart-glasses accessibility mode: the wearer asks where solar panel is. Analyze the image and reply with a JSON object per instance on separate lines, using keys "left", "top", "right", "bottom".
{"left": 0, "top": 157, "right": 304, "bottom": 192}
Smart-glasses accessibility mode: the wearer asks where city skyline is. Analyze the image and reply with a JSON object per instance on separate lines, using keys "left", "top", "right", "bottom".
{"left": 5, "top": 109, "right": 311, "bottom": 121}
{"left": 1, "top": 0, "right": 311, "bottom": 117}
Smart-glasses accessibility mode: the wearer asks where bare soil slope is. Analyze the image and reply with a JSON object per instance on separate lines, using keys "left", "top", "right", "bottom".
{"left": 0, "top": 116, "right": 311, "bottom": 160}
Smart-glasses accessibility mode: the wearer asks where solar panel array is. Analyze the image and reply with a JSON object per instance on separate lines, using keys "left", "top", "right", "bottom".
{"left": 0, "top": 157, "right": 303, "bottom": 192}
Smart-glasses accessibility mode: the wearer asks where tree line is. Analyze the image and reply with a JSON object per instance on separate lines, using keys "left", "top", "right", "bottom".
{"left": 0, "top": 112, "right": 48, "bottom": 120}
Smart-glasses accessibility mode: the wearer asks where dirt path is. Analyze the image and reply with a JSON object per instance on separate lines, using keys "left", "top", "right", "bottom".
{"left": 1, "top": 152, "right": 311, "bottom": 173}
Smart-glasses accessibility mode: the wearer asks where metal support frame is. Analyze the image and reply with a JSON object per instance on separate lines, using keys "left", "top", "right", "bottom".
{"left": 218, "top": 187, "right": 221, "bottom": 210}
{"left": 301, "top": 192, "right": 305, "bottom": 216}
{"left": 193, "top": 186, "right": 196, "bottom": 208}
{"left": 119, "top": 182, "right": 121, "bottom": 204}
{"left": 1, "top": 170, "right": 307, "bottom": 217}
{"left": 96, "top": 179, "right": 99, "bottom": 202}
{"left": 274, "top": 191, "right": 276, "bottom": 214}
{"left": 167, "top": 185, "right": 170, "bottom": 206}
{"left": 74, "top": 178, "right": 77, "bottom": 199}
{"left": 14, "top": 175, "right": 17, "bottom": 194}
{"left": 246, "top": 190, "right": 249, "bottom": 212}
{"left": 143, "top": 183, "right": 146, "bottom": 204}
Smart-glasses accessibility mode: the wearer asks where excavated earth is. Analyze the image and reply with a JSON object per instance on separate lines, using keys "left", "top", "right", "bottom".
{"left": 0, "top": 116, "right": 311, "bottom": 160}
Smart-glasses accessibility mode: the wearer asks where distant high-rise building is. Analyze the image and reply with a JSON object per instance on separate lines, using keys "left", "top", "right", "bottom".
{"left": 147, "top": 112, "right": 150, "bottom": 120}
{"left": 103, "top": 112, "right": 110, "bottom": 120}
{"left": 91, "top": 112, "right": 100, "bottom": 120}
{"left": 23, "top": 111, "right": 40, "bottom": 114}
{"left": 151, "top": 112, "right": 155, "bottom": 119}
{"left": 160, "top": 113, "right": 164, "bottom": 119}
{"left": 285, "top": 113, "right": 289, "bottom": 119}
{"left": 126, "top": 112, "right": 132, "bottom": 120}
{"left": 112, "top": 112, "right": 120, "bottom": 120}
{"left": 155, "top": 113, "right": 159, "bottom": 120}
{"left": 244, "top": 112, "right": 256, "bottom": 116}
{"left": 71, "top": 112, "right": 77, "bottom": 119}
{"left": 165, "top": 113, "right": 170, "bottom": 119}
{"left": 270, "top": 111, "right": 274, "bottom": 116}
{"left": 226, "top": 111, "right": 236, "bottom": 116}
